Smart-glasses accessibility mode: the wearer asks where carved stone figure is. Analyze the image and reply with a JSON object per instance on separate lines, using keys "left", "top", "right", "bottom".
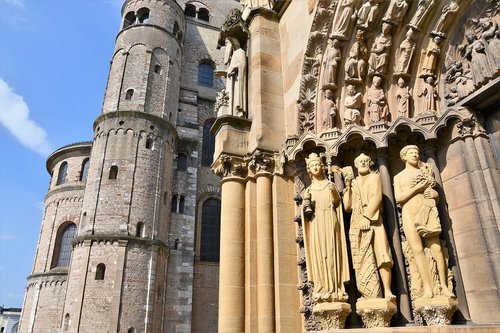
{"left": 345, "top": 30, "right": 368, "bottom": 82}
{"left": 322, "top": 38, "right": 342, "bottom": 90}
{"left": 357, "top": 0, "right": 381, "bottom": 30}
{"left": 431, "top": 0, "right": 460, "bottom": 37}
{"left": 321, "top": 89, "right": 338, "bottom": 130}
{"left": 394, "top": 145, "right": 454, "bottom": 299}
{"left": 224, "top": 37, "right": 247, "bottom": 117}
{"left": 215, "top": 89, "right": 230, "bottom": 116}
{"left": 418, "top": 76, "right": 438, "bottom": 114}
{"left": 421, "top": 36, "right": 442, "bottom": 77}
{"left": 368, "top": 23, "right": 392, "bottom": 76}
{"left": 343, "top": 85, "right": 363, "bottom": 125}
{"left": 382, "top": 0, "right": 409, "bottom": 25}
{"left": 409, "top": 0, "right": 436, "bottom": 30}
{"left": 394, "top": 28, "right": 416, "bottom": 75}
{"left": 332, "top": 0, "right": 357, "bottom": 39}
{"left": 463, "top": 32, "right": 494, "bottom": 86}
{"left": 366, "top": 76, "right": 388, "bottom": 123}
{"left": 479, "top": 17, "right": 500, "bottom": 69}
{"left": 395, "top": 78, "right": 411, "bottom": 117}
{"left": 302, "top": 153, "right": 350, "bottom": 303}
{"left": 343, "top": 154, "right": 394, "bottom": 300}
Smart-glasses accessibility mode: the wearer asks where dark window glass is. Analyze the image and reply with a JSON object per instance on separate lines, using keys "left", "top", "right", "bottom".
{"left": 56, "top": 162, "right": 68, "bottom": 185}
{"left": 123, "top": 11, "right": 135, "bottom": 28}
{"left": 171, "top": 195, "right": 178, "bottom": 213}
{"left": 56, "top": 224, "right": 77, "bottom": 267}
{"left": 197, "top": 63, "right": 214, "bottom": 87}
{"left": 198, "top": 8, "right": 209, "bottom": 21}
{"left": 177, "top": 154, "right": 188, "bottom": 171}
{"left": 125, "top": 89, "right": 134, "bottom": 100}
{"left": 200, "top": 199, "right": 221, "bottom": 262}
{"left": 202, "top": 120, "right": 215, "bottom": 167}
{"left": 80, "top": 158, "right": 90, "bottom": 182}
{"left": 184, "top": 4, "right": 196, "bottom": 17}
{"left": 109, "top": 166, "right": 118, "bottom": 180}
{"left": 137, "top": 8, "right": 150, "bottom": 23}
{"left": 95, "top": 263, "right": 106, "bottom": 280}
{"left": 136, "top": 222, "right": 144, "bottom": 237}
{"left": 145, "top": 138, "right": 153, "bottom": 149}
{"left": 179, "top": 196, "right": 185, "bottom": 214}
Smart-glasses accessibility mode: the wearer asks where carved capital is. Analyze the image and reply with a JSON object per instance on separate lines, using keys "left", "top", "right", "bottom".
{"left": 212, "top": 154, "right": 247, "bottom": 179}
{"left": 247, "top": 149, "right": 275, "bottom": 175}
{"left": 456, "top": 107, "right": 486, "bottom": 138}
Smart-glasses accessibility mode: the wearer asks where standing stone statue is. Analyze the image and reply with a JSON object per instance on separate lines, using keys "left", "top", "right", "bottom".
{"left": 357, "top": 0, "right": 381, "bottom": 30}
{"left": 321, "top": 89, "right": 338, "bottom": 130}
{"left": 463, "top": 32, "right": 494, "bottom": 87}
{"left": 418, "top": 76, "right": 438, "bottom": 114}
{"left": 382, "top": 0, "right": 409, "bottom": 26}
{"left": 322, "top": 38, "right": 342, "bottom": 90}
{"left": 224, "top": 37, "right": 247, "bottom": 117}
{"left": 368, "top": 23, "right": 392, "bottom": 76}
{"left": 394, "top": 145, "right": 454, "bottom": 299}
{"left": 431, "top": 0, "right": 460, "bottom": 37}
{"left": 421, "top": 36, "right": 442, "bottom": 77}
{"left": 394, "top": 28, "right": 416, "bottom": 75}
{"left": 332, "top": 0, "right": 357, "bottom": 39}
{"left": 343, "top": 153, "right": 396, "bottom": 327}
{"left": 409, "top": 0, "right": 436, "bottom": 30}
{"left": 395, "top": 77, "right": 411, "bottom": 117}
{"left": 366, "top": 76, "right": 388, "bottom": 123}
{"left": 302, "top": 153, "right": 351, "bottom": 328}
{"left": 345, "top": 30, "right": 368, "bottom": 82}
{"left": 479, "top": 17, "right": 500, "bottom": 69}
{"left": 343, "top": 85, "right": 363, "bottom": 125}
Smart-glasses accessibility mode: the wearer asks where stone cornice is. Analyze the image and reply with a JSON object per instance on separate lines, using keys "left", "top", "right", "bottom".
{"left": 73, "top": 234, "right": 169, "bottom": 252}
{"left": 211, "top": 114, "right": 252, "bottom": 136}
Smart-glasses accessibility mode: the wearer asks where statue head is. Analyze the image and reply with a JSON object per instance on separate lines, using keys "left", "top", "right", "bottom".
{"left": 372, "top": 75, "right": 382, "bottom": 88}
{"left": 305, "top": 153, "right": 325, "bottom": 178}
{"left": 400, "top": 145, "right": 420, "bottom": 162}
{"left": 397, "top": 77, "right": 406, "bottom": 88}
{"left": 324, "top": 89, "right": 333, "bottom": 99}
{"left": 347, "top": 85, "right": 356, "bottom": 96}
{"left": 382, "top": 22, "right": 391, "bottom": 34}
{"left": 354, "top": 153, "right": 373, "bottom": 174}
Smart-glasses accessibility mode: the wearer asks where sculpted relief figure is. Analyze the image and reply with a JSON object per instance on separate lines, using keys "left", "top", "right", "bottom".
{"left": 368, "top": 23, "right": 392, "bottom": 76}
{"left": 224, "top": 37, "right": 247, "bottom": 117}
{"left": 463, "top": 32, "right": 494, "bottom": 86}
{"left": 479, "top": 17, "right": 500, "bottom": 69}
{"left": 382, "top": 0, "right": 409, "bottom": 26}
{"left": 344, "top": 85, "right": 363, "bottom": 125}
{"left": 343, "top": 154, "right": 395, "bottom": 300}
{"left": 321, "top": 89, "right": 338, "bottom": 130}
{"left": 302, "top": 153, "right": 350, "bottom": 303}
{"left": 432, "top": 0, "right": 460, "bottom": 37}
{"left": 345, "top": 30, "right": 368, "bottom": 82}
{"left": 357, "top": 0, "right": 381, "bottom": 30}
{"left": 366, "top": 76, "right": 388, "bottom": 123}
{"left": 394, "top": 146, "right": 454, "bottom": 298}
{"left": 322, "top": 38, "right": 342, "bottom": 90}
{"left": 394, "top": 28, "right": 416, "bottom": 75}
{"left": 409, "top": 0, "right": 436, "bottom": 30}
{"left": 395, "top": 78, "right": 411, "bottom": 117}
{"left": 332, "top": 0, "right": 357, "bottom": 39}
{"left": 421, "top": 36, "right": 442, "bottom": 77}
{"left": 418, "top": 76, "right": 438, "bottom": 114}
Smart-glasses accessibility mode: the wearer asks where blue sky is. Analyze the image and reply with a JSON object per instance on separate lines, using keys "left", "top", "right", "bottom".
{"left": 0, "top": 0, "right": 123, "bottom": 308}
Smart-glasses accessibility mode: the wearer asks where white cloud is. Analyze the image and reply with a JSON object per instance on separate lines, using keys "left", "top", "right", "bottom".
{"left": 1, "top": 0, "right": 25, "bottom": 8}
{"left": 0, "top": 79, "right": 52, "bottom": 156}
{"left": 0, "top": 234, "right": 17, "bottom": 240}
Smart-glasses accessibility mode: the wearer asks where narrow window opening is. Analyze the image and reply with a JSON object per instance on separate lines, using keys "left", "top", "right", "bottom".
{"left": 171, "top": 195, "right": 178, "bottom": 213}
{"left": 197, "top": 63, "right": 214, "bottom": 87}
{"left": 179, "top": 196, "right": 185, "bottom": 214}
{"left": 202, "top": 120, "right": 215, "bottom": 166}
{"left": 184, "top": 4, "right": 196, "bottom": 17}
{"left": 95, "top": 263, "right": 106, "bottom": 280}
{"left": 137, "top": 8, "right": 150, "bottom": 24}
{"left": 109, "top": 166, "right": 118, "bottom": 180}
{"left": 125, "top": 89, "right": 134, "bottom": 100}
{"left": 154, "top": 64, "right": 162, "bottom": 74}
{"left": 54, "top": 223, "right": 77, "bottom": 267}
{"left": 63, "top": 313, "right": 70, "bottom": 331}
{"left": 80, "top": 158, "right": 90, "bottom": 182}
{"left": 200, "top": 199, "right": 221, "bottom": 262}
{"left": 123, "top": 11, "right": 135, "bottom": 28}
{"left": 177, "top": 153, "right": 187, "bottom": 171}
{"left": 174, "top": 238, "right": 180, "bottom": 250}
{"left": 198, "top": 8, "right": 209, "bottom": 21}
{"left": 136, "top": 222, "right": 144, "bottom": 237}
{"left": 173, "top": 21, "right": 179, "bottom": 36}
{"left": 163, "top": 191, "right": 168, "bottom": 205}
{"left": 145, "top": 138, "right": 153, "bottom": 149}
{"left": 56, "top": 162, "right": 68, "bottom": 185}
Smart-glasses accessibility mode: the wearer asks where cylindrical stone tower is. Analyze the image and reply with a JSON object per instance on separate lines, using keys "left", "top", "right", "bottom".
{"left": 58, "top": 1, "right": 185, "bottom": 332}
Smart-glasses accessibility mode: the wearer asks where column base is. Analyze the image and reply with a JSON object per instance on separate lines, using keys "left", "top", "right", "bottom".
{"left": 312, "top": 301, "right": 351, "bottom": 330}
{"left": 356, "top": 297, "right": 397, "bottom": 328}
{"left": 414, "top": 296, "right": 458, "bottom": 326}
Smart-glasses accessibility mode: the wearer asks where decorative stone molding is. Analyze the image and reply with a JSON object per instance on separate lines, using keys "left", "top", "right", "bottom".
{"left": 212, "top": 154, "right": 247, "bottom": 179}
{"left": 247, "top": 149, "right": 275, "bottom": 175}
{"left": 356, "top": 298, "right": 397, "bottom": 328}
{"left": 414, "top": 296, "right": 459, "bottom": 326}
{"left": 313, "top": 301, "right": 351, "bottom": 330}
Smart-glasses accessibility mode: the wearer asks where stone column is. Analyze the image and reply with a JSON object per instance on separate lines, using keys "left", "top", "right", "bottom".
{"left": 219, "top": 174, "right": 246, "bottom": 332}
{"left": 377, "top": 150, "right": 412, "bottom": 323}
{"left": 255, "top": 171, "right": 275, "bottom": 331}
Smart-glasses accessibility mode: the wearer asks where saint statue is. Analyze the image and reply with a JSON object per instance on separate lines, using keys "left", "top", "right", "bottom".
{"left": 343, "top": 85, "right": 363, "bottom": 125}
{"left": 409, "top": 0, "right": 436, "bottom": 30}
{"left": 418, "top": 76, "right": 438, "bottom": 114}
{"left": 383, "top": 0, "right": 409, "bottom": 25}
{"left": 432, "top": 0, "right": 460, "bottom": 37}
{"left": 394, "top": 28, "right": 416, "bottom": 74}
{"left": 357, "top": 0, "right": 381, "bottom": 30}
{"left": 343, "top": 154, "right": 395, "bottom": 300}
{"left": 332, "top": 0, "right": 356, "bottom": 39}
{"left": 421, "top": 36, "right": 442, "bottom": 77}
{"left": 345, "top": 30, "right": 368, "bottom": 81}
{"left": 395, "top": 78, "right": 411, "bottom": 117}
{"left": 366, "top": 76, "right": 388, "bottom": 123}
{"left": 322, "top": 38, "right": 342, "bottom": 90}
{"left": 321, "top": 89, "right": 338, "bottom": 130}
{"left": 224, "top": 37, "right": 247, "bottom": 117}
{"left": 302, "top": 153, "right": 350, "bottom": 303}
{"left": 368, "top": 23, "right": 392, "bottom": 76}
{"left": 394, "top": 145, "right": 454, "bottom": 298}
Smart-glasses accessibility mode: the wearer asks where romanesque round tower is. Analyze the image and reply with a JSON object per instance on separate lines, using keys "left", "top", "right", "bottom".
{"left": 49, "top": 1, "right": 184, "bottom": 332}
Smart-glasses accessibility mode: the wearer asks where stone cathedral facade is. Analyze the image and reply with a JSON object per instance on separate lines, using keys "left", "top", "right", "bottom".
{"left": 19, "top": 0, "right": 500, "bottom": 333}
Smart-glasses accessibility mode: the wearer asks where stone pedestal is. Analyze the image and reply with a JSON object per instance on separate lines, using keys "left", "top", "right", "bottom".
{"left": 356, "top": 298, "right": 397, "bottom": 328}
{"left": 414, "top": 296, "right": 458, "bottom": 326}
{"left": 368, "top": 120, "right": 390, "bottom": 134}
{"left": 313, "top": 302, "right": 351, "bottom": 330}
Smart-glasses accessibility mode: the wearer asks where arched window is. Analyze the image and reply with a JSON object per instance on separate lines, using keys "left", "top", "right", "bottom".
{"left": 123, "top": 11, "right": 136, "bottom": 28}
{"left": 202, "top": 120, "right": 215, "bottom": 166}
{"left": 173, "top": 21, "right": 180, "bottom": 36}
{"left": 145, "top": 138, "right": 153, "bottom": 149}
{"left": 179, "top": 196, "right": 185, "bottom": 214}
{"left": 200, "top": 199, "right": 221, "bottom": 262}
{"left": 63, "top": 313, "right": 70, "bottom": 331}
{"left": 197, "top": 63, "right": 214, "bottom": 87}
{"left": 95, "top": 263, "right": 106, "bottom": 280}
{"left": 56, "top": 162, "right": 68, "bottom": 185}
{"left": 154, "top": 64, "right": 162, "bottom": 74}
{"left": 177, "top": 153, "right": 188, "bottom": 171}
{"left": 184, "top": 4, "right": 196, "bottom": 17}
{"left": 198, "top": 8, "right": 209, "bottom": 21}
{"left": 109, "top": 166, "right": 118, "bottom": 180}
{"left": 125, "top": 89, "right": 134, "bottom": 100}
{"left": 80, "top": 158, "right": 90, "bottom": 182}
{"left": 171, "top": 195, "right": 178, "bottom": 212}
{"left": 137, "top": 8, "right": 150, "bottom": 24}
{"left": 136, "top": 222, "right": 144, "bottom": 237}
{"left": 55, "top": 224, "right": 77, "bottom": 267}
{"left": 11, "top": 322, "right": 18, "bottom": 333}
